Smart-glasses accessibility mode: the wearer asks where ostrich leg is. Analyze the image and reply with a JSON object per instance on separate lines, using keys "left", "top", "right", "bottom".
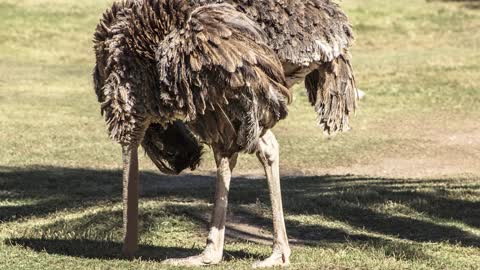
{"left": 121, "top": 145, "right": 140, "bottom": 257}
{"left": 163, "top": 151, "right": 238, "bottom": 266}
{"left": 254, "top": 130, "right": 291, "bottom": 268}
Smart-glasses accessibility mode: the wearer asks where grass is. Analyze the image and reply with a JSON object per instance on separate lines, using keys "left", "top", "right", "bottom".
{"left": 0, "top": 0, "right": 479, "bottom": 269}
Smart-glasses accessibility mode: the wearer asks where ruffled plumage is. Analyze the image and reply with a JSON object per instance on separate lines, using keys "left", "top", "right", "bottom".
{"left": 93, "top": 0, "right": 357, "bottom": 174}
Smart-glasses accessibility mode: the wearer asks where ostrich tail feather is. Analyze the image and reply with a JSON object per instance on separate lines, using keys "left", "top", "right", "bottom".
{"left": 305, "top": 54, "right": 358, "bottom": 134}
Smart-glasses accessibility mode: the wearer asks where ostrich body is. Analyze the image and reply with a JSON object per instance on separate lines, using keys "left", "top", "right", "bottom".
{"left": 93, "top": 0, "right": 356, "bottom": 267}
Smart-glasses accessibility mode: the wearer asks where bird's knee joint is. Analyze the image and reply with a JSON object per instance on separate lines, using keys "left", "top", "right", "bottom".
{"left": 257, "top": 141, "right": 278, "bottom": 166}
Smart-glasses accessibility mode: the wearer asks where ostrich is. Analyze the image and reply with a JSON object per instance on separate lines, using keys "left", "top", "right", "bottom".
{"left": 93, "top": 0, "right": 356, "bottom": 267}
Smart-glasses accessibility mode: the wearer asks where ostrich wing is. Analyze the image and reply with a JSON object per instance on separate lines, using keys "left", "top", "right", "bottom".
{"left": 156, "top": 3, "right": 290, "bottom": 152}
{"left": 234, "top": 0, "right": 357, "bottom": 134}
{"left": 232, "top": 0, "right": 354, "bottom": 65}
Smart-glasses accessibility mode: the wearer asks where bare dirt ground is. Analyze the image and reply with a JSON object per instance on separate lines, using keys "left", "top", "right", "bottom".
{"left": 341, "top": 122, "right": 479, "bottom": 178}
{"left": 283, "top": 115, "right": 480, "bottom": 178}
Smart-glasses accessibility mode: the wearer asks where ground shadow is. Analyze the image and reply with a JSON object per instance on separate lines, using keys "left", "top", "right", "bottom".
{"left": 1, "top": 165, "right": 479, "bottom": 261}
{"left": 5, "top": 238, "right": 259, "bottom": 262}
{"left": 6, "top": 238, "right": 198, "bottom": 261}
{"left": 0, "top": 166, "right": 214, "bottom": 222}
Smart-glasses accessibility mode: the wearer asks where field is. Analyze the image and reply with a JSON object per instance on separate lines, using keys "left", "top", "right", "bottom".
{"left": 1, "top": 0, "right": 480, "bottom": 269}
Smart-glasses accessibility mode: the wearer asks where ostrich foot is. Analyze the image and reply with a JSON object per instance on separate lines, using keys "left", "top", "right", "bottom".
{"left": 162, "top": 251, "right": 222, "bottom": 267}
{"left": 252, "top": 251, "right": 290, "bottom": 268}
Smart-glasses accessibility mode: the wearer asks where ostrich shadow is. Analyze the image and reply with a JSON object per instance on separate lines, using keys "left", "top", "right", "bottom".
{"left": 1, "top": 165, "right": 480, "bottom": 262}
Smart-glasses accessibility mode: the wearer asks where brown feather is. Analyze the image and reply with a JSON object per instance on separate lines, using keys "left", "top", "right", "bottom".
{"left": 92, "top": 0, "right": 357, "bottom": 173}
{"left": 305, "top": 54, "right": 357, "bottom": 134}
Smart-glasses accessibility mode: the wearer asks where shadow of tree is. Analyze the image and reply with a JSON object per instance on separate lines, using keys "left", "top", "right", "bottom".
{"left": 5, "top": 238, "right": 260, "bottom": 262}
{"left": 1, "top": 165, "right": 479, "bottom": 261}
{"left": 6, "top": 238, "right": 200, "bottom": 261}
{"left": 0, "top": 166, "right": 214, "bottom": 222}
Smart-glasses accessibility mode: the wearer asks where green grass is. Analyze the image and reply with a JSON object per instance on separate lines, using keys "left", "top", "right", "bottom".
{"left": 1, "top": 0, "right": 480, "bottom": 269}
